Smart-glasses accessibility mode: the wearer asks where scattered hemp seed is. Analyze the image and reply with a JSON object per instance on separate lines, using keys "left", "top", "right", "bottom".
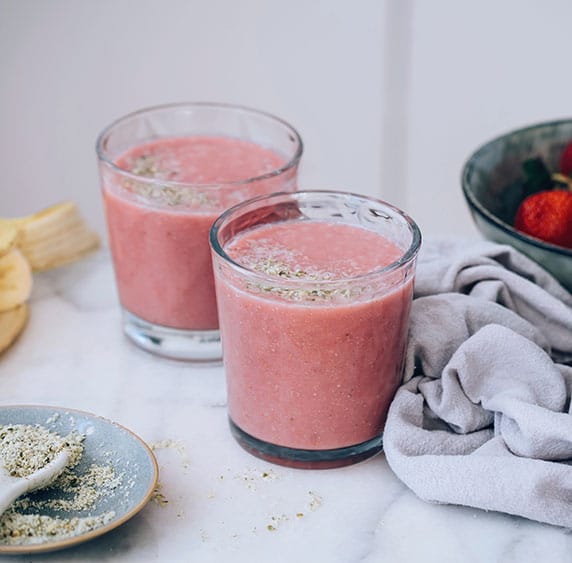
{"left": 151, "top": 483, "right": 169, "bottom": 507}
{"left": 260, "top": 469, "right": 278, "bottom": 481}
{"left": 150, "top": 439, "right": 191, "bottom": 472}
{"left": 308, "top": 491, "right": 323, "bottom": 512}
{"left": 265, "top": 514, "right": 289, "bottom": 532}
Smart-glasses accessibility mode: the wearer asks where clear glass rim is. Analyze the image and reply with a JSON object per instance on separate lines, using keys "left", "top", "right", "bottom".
{"left": 210, "top": 189, "right": 422, "bottom": 288}
{"left": 95, "top": 101, "right": 304, "bottom": 190}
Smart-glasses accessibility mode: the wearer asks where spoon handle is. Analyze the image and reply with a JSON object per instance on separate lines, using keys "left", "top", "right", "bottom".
{"left": 26, "top": 450, "right": 69, "bottom": 492}
{"left": 0, "top": 451, "right": 69, "bottom": 517}
{"left": 0, "top": 478, "right": 29, "bottom": 517}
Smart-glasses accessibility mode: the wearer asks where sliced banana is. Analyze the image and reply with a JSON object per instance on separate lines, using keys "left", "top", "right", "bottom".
{"left": 0, "top": 303, "right": 29, "bottom": 355}
{"left": 20, "top": 227, "right": 100, "bottom": 271}
{"left": 0, "top": 249, "right": 33, "bottom": 312}
{"left": 0, "top": 221, "right": 21, "bottom": 258}
{"left": 14, "top": 202, "right": 100, "bottom": 271}
{"left": 17, "top": 202, "right": 78, "bottom": 243}
{"left": 0, "top": 202, "right": 99, "bottom": 356}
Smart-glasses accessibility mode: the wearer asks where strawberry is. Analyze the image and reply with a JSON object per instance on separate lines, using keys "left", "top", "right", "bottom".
{"left": 559, "top": 140, "right": 572, "bottom": 176}
{"left": 514, "top": 189, "right": 572, "bottom": 249}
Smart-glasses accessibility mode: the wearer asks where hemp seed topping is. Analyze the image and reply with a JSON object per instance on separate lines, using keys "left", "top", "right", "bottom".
{"left": 244, "top": 258, "right": 367, "bottom": 302}
{"left": 125, "top": 155, "right": 215, "bottom": 207}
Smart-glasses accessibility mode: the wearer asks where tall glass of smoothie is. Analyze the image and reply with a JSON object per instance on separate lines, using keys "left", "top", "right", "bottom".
{"left": 96, "top": 103, "right": 303, "bottom": 362}
{"left": 210, "top": 190, "right": 421, "bottom": 468}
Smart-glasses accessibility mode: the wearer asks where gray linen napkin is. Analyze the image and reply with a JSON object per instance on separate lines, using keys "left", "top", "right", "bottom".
{"left": 383, "top": 238, "right": 572, "bottom": 528}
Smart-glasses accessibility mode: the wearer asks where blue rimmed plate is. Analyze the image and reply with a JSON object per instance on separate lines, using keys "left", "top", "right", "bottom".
{"left": 0, "top": 405, "right": 158, "bottom": 554}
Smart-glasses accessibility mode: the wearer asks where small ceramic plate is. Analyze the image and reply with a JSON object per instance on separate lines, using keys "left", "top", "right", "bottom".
{"left": 0, "top": 405, "right": 158, "bottom": 554}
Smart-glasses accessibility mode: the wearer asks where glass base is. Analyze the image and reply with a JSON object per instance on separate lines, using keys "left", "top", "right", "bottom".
{"left": 229, "top": 419, "right": 383, "bottom": 469}
{"left": 122, "top": 309, "right": 222, "bottom": 363}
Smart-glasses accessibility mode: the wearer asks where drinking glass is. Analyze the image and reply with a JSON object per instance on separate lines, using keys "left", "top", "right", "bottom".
{"left": 210, "top": 190, "right": 421, "bottom": 467}
{"left": 96, "top": 103, "right": 303, "bottom": 362}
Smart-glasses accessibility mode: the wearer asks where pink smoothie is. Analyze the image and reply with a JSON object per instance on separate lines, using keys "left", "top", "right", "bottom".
{"left": 216, "top": 220, "right": 414, "bottom": 450}
{"left": 102, "top": 136, "right": 288, "bottom": 330}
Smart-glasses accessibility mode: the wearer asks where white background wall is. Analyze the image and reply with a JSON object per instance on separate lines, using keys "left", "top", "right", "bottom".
{"left": 405, "top": 0, "right": 572, "bottom": 236}
{"left": 2, "top": 0, "right": 572, "bottom": 241}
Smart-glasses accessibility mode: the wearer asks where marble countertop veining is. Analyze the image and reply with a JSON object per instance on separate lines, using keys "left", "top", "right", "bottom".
{"left": 1, "top": 249, "right": 572, "bottom": 562}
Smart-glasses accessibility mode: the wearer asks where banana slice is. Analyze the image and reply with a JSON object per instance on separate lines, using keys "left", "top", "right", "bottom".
{"left": 0, "top": 249, "right": 33, "bottom": 312}
{"left": 14, "top": 202, "right": 100, "bottom": 271}
{"left": 0, "top": 303, "right": 29, "bottom": 355}
{"left": 17, "top": 202, "right": 78, "bottom": 243}
{"left": 23, "top": 231, "right": 100, "bottom": 271}
{"left": 0, "top": 221, "right": 21, "bottom": 258}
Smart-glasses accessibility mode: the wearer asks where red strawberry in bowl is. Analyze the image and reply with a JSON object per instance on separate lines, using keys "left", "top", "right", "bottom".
{"left": 514, "top": 189, "right": 572, "bottom": 249}
{"left": 559, "top": 140, "right": 572, "bottom": 177}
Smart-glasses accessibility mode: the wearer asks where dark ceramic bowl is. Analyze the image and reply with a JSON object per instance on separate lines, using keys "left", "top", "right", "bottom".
{"left": 462, "top": 119, "right": 572, "bottom": 292}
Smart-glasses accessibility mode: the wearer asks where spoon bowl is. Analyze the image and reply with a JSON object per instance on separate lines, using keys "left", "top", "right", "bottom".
{"left": 0, "top": 449, "right": 69, "bottom": 517}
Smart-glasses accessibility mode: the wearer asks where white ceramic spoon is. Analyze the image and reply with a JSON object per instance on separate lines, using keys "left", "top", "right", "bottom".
{"left": 0, "top": 449, "right": 69, "bottom": 516}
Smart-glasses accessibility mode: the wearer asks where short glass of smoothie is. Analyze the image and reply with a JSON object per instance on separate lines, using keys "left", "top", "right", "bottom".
{"left": 96, "top": 103, "right": 303, "bottom": 362}
{"left": 210, "top": 190, "right": 421, "bottom": 468}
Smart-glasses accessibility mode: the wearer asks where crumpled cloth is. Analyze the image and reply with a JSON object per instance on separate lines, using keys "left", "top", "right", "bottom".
{"left": 383, "top": 238, "right": 572, "bottom": 528}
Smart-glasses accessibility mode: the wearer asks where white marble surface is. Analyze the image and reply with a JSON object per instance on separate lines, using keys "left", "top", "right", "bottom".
{"left": 2, "top": 249, "right": 572, "bottom": 562}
